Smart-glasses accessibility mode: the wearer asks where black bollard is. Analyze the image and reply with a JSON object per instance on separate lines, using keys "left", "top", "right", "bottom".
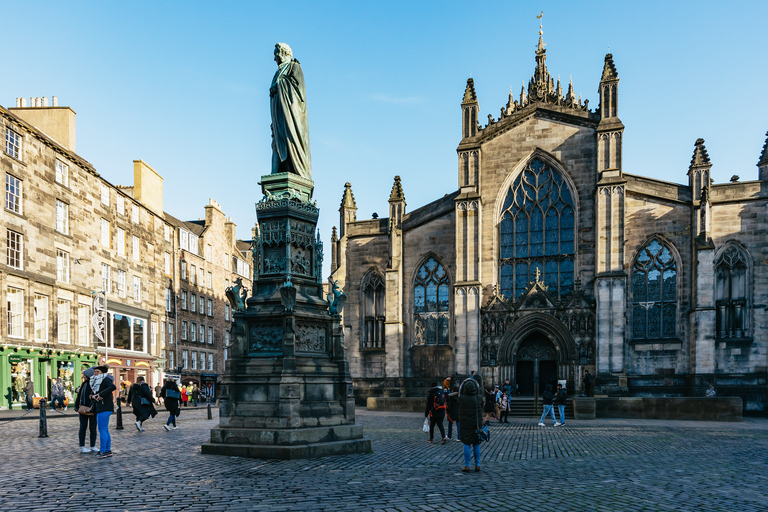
{"left": 207, "top": 400, "right": 212, "bottom": 420}
{"left": 38, "top": 399, "right": 48, "bottom": 438}
{"left": 115, "top": 397, "right": 124, "bottom": 430}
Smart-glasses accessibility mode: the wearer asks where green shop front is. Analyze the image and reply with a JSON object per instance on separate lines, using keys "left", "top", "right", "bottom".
{"left": 0, "top": 345, "right": 99, "bottom": 409}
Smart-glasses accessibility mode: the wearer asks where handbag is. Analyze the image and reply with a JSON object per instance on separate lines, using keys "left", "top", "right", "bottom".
{"left": 77, "top": 405, "right": 94, "bottom": 416}
{"left": 422, "top": 417, "right": 430, "bottom": 433}
{"left": 140, "top": 397, "right": 150, "bottom": 405}
{"left": 166, "top": 389, "right": 181, "bottom": 399}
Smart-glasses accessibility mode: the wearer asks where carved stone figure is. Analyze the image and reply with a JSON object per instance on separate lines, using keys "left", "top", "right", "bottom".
{"left": 326, "top": 279, "right": 347, "bottom": 316}
{"left": 225, "top": 277, "right": 248, "bottom": 313}
{"left": 270, "top": 43, "right": 312, "bottom": 180}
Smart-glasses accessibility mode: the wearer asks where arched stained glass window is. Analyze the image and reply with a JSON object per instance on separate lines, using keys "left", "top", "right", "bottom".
{"left": 362, "top": 271, "right": 385, "bottom": 349}
{"left": 632, "top": 239, "right": 678, "bottom": 340}
{"left": 499, "top": 158, "right": 575, "bottom": 299}
{"left": 714, "top": 244, "right": 749, "bottom": 339}
{"left": 413, "top": 257, "right": 450, "bottom": 345}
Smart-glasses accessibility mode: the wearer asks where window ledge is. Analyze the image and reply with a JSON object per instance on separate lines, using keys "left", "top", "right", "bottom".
{"left": 409, "top": 344, "right": 453, "bottom": 350}
{"left": 360, "top": 347, "right": 385, "bottom": 353}
{"left": 630, "top": 339, "right": 682, "bottom": 352}
{"left": 716, "top": 337, "right": 752, "bottom": 346}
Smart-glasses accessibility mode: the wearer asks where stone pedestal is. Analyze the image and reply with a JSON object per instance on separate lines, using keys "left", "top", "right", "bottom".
{"left": 202, "top": 173, "right": 370, "bottom": 459}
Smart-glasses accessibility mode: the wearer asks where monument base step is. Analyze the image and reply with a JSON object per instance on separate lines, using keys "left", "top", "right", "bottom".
{"left": 201, "top": 438, "right": 371, "bottom": 460}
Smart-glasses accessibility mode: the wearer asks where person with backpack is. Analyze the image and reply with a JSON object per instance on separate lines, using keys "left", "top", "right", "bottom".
{"left": 554, "top": 383, "right": 567, "bottom": 426}
{"left": 446, "top": 385, "right": 460, "bottom": 442}
{"left": 458, "top": 378, "right": 484, "bottom": 472}
{"left": 425, "top": 382, "right": 448, "bottom": 444}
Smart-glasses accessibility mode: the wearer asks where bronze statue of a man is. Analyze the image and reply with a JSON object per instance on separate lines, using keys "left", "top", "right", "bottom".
{"left": 270, "top": 43, "right": 312, "bottom": 180}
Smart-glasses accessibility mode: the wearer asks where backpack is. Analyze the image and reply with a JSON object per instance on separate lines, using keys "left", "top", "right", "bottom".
{"left": 432, "top": 390, "right": 447, "bottom": 410}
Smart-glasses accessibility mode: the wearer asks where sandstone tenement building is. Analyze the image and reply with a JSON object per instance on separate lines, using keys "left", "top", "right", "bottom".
{"left": 330, "top": 34, "right": 768, "bottom": 412}
{"left": 0, "top": 98, "right": 251, "bottom": 408}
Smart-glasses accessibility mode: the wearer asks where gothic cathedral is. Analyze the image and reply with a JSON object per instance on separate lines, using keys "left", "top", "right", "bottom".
{"left": 329, "top": 33, "right": 768, "bottom": 412}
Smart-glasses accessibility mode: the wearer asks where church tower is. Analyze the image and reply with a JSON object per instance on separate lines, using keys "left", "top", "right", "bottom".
{"left": 594, "top": 53, "right": 628, "bottom": 388}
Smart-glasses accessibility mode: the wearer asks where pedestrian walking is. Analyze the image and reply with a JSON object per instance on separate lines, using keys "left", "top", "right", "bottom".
{"left": 155, "top": 383, "right": 164, "bottom": 406}
{"left": 74, "top": 368, "right": 97, "bottom": 453}
{"left": 538, "top": 384, "right": 557, "bottom": 426}
{"left": 446, "top": 385, "right": 460, "bottom": 442}
{"left": 127, "top": 376, "right": 157, "bottom": 431}
{"left": 90, "top": 365, "right": 116, "bottom": 458}
{"left": 425, "top": 381, "right": 448, "bottom": 444}
{"left": 554, "top": 383, "right": 567, "bottom": 426}
{"left": 160, "top": 378, "right": 182, "bottom": 431}
{"left": 458, "top": 378, "right": 484, "bottom": 472}
{"left": 24, "top": 377, "right": 34, "bottom": 410}
{"left": 191, "top": 384, "right": 199, "bottom": 407}
{"left": 181, "top": 385, "right": 189, "bottom": 407}
{"left": 502, "top": 379, "right": 514, "bottom": 401}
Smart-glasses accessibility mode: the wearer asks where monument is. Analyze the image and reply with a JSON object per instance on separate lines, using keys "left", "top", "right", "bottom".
{"left": 201, "top": 43, "right": 370, "bottom": 459}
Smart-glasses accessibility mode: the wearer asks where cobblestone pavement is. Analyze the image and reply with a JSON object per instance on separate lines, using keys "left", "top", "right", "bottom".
{"left": 0, "top": 408, "right": 766, "bottom": 512}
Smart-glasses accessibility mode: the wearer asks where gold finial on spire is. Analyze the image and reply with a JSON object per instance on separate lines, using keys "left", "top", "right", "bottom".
{"left": 537, "top": 10, "right": 543, "bottom": 35}
{"left": 534, "top": 267, "right": 542, "bottom": 283}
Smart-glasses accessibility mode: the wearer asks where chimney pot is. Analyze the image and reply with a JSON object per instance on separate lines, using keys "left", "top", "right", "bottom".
{"left": 52, "top": 96, "right": 58, "bottom": 107}
{"left": 42, "top": 97, "right": 49, "bottom": 107}
{"left": 20, "top": 98, "right": 26, "bottom": 107}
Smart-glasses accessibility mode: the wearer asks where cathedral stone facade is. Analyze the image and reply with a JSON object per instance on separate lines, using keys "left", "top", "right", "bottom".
{"left": 330, "top": 35, "right": 768, "bottom": 412}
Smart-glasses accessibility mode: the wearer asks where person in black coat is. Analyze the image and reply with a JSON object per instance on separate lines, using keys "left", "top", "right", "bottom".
{"left": 127, "top": 376, "right": 157, "bottom": 432}
{"left": 446, "top": 386, "right": 460, "bottom": 441}
{"left": 89, "top": 365, "right": 117, "bottom": 458}
{"left": 160, "top": 379, "right": 182, "bottom": 431}
{"left": 73, "top": 367, "right": 97, "bottom": 453}
{"left": 425, "top": 382, "right": 448, "bottom": 444}
{"left": 458, "top": 378, "right": 484, "bottom": 472}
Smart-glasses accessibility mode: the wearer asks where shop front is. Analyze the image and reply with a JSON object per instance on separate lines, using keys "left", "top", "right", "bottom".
{"left": 96, "top": 350, "right": 159, "bottom": 395}
{"left": 0, "top": 345, "right": 99, "bottom": 409}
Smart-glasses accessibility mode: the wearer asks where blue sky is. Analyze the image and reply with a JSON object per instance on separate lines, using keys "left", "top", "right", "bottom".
{"left": 3, "top": 1, "right": 767, "bottom": 278}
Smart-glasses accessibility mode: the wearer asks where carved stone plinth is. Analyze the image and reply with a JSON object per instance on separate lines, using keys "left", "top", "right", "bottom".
{"left": 203, "top": 172, "right": 370, "bottom": 459}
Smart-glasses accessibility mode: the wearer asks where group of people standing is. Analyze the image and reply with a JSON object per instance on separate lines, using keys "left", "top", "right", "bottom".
{"left": 73, "top": 367, "right": 185, "bottom": 459}
{"left": 424, "top": 374, "right": 491, "bottom": 473}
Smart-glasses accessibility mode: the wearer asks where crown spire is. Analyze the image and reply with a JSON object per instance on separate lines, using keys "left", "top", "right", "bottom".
{"left": 601, "top": 53, "right": 619, "bottom": 81}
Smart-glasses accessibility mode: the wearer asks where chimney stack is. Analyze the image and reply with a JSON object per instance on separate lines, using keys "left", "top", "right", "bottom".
{"left": 9, "top": 95, "right": 77, "bottom": 152}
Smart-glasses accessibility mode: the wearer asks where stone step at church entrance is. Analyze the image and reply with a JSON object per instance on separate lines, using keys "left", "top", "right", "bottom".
{"left": 506, "top": 397, "right": 573, "bottom": 419}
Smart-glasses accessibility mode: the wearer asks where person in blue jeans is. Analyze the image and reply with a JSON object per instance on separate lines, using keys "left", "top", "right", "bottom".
{"left": 555, "top": 383, "right": 567, "bottom": 426}
{"left": 89, "top": 365, "right": 116, "bottom": 458}
{"left": 458, "top": 378, "right": 484, "bottom": 472}
{"left": 538, "top": 384, "right": 557, "bottom": 426}
{"left": 161, "top": 378, "right": 182, "bottom": 431}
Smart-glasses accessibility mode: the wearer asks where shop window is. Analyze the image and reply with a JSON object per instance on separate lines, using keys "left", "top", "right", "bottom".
{"left": 413, "top": 256, "right": 450, "bottom": 345}
{"left": 715, "top": 243, "right": 751, "bottom": 339}
{"left": 631, "top": 238, "right": 678, "bottom": 340}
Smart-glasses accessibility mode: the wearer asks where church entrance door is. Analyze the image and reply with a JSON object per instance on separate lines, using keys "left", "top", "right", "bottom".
{"left": 514, "top": 334, "right": 557, "bottom": 396}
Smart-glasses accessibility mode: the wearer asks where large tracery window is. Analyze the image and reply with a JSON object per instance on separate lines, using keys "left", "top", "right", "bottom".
{"left": 632, "top": 239, "right": 678, "bottom": 340}
{"left": 361, "top": 270, "right": 385, "bottom": 349}
{"left": 499, "top": 158, "right": 575, "bottom": 299}
{"left": 715, "top": 244, "right": 749, "bottom": 339}
{"left": 413, "top": 257, "right": 450, "bottom": 345}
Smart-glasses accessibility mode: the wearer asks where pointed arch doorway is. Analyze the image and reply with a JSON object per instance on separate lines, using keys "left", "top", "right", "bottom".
{"left": 514, "top": 334, "right": 558, "bottom": 396}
